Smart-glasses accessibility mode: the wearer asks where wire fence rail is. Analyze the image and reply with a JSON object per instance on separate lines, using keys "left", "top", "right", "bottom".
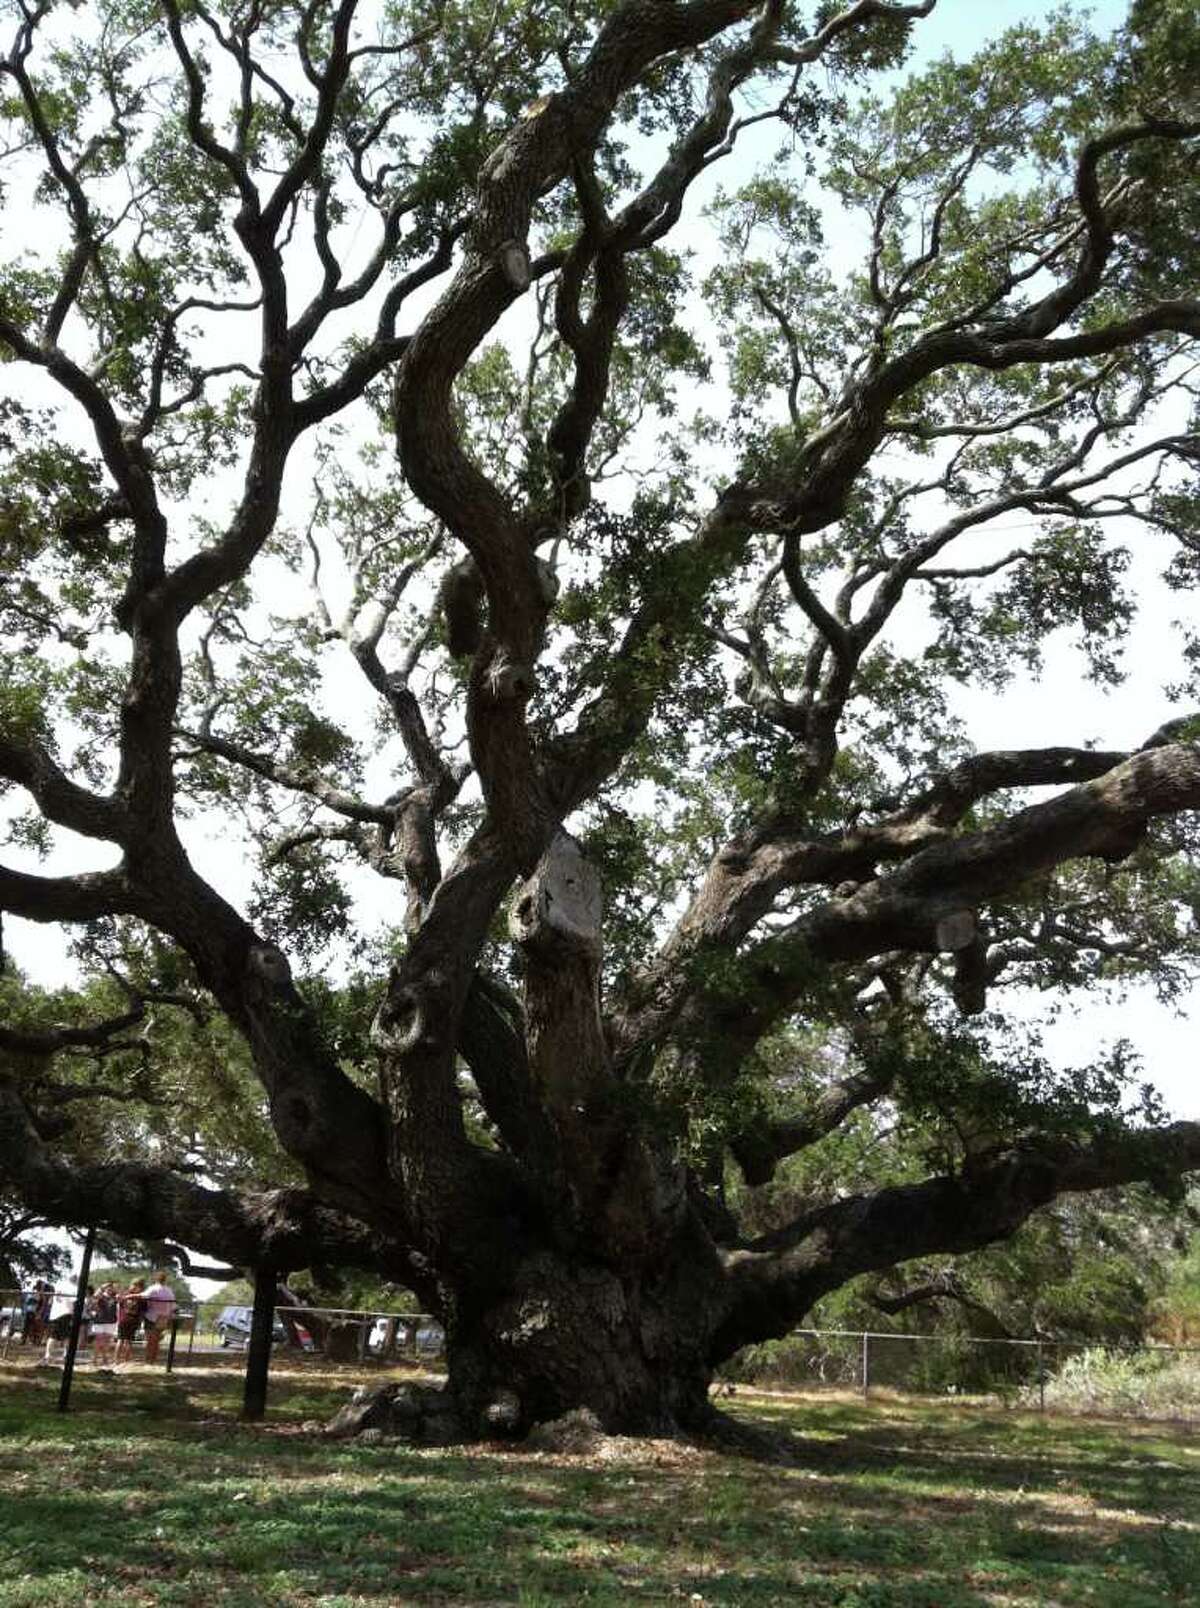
{"left": 5, "top": 1288, "right": 1199, "bottom": 1422}
{"left": 720, "top": 1325, "right": 1200, "bottom": 1421}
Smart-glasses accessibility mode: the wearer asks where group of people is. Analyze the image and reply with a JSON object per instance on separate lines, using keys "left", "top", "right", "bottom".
{"left": 18, "top": 1272, "right": 178, "bottom": 1368}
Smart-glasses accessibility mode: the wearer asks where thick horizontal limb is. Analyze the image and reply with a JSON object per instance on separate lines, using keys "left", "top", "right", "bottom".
{"left": 798, "top": 742, "right": 1200, "bottom": 966}
{"left": 0, "top": 864, "right": 144, "bottom": 925}
{"left": 0, "top": 1075, "right": 404, "bottom": 1280}
{"left": 0, "top": 1004, "right": 146, "bottom": 1060}
{"left": 615, "top": 738, "right": 1200, "bottom": 1063}
{"left": 714, "top": 1120, "right": 1200, "bottom": 1359}
{"left": 146, "top": 1243, "right": 239, "bottom": 1283}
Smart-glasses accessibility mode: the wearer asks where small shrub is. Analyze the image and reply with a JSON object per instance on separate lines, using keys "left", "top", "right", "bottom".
{"left": 1035, "top": 1346, "right": 1200, "bottom": 1418}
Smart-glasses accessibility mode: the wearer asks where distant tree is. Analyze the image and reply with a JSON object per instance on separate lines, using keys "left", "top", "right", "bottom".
{"left": 1152, "top": 1204, "right": 1200, "bottom": 1342}
{"left": 836, "top": 1192, "right": 1189, "bottom": 1342}
{"left": 2, "top": 1, "right": 1200, "bottom": 1440}
{"left": 0, "top": 1202, "right": 66, "bottom": 1296}
{"left": 210, "top": 1277, "right": 254, "bottom": 1308}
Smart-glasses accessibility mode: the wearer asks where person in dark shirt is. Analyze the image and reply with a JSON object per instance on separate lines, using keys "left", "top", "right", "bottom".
{"left": 91, "top": 1281, "right": 119, "bottom": 1367}
{"left": 23, "top": 1281, "right": 52, "bottom": 1346}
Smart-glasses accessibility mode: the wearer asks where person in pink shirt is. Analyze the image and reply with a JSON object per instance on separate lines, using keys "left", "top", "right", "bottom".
{"left": 142, "top": 1272, "right": 177, "bottom": 1364}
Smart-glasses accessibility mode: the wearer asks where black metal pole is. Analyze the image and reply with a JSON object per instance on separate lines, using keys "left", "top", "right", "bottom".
{"left": 57, "top": 1226, "right": 96, "bottom": 1414}
{"left": 242, "top": 1266, "right": 275, "bottom": 1421}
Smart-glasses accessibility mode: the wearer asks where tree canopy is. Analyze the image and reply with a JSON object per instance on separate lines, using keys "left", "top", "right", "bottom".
{"left": 1, "top": 0, "right": 1199, "bottom": 1437}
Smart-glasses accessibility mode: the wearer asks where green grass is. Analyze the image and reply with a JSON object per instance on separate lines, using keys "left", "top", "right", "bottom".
{"left": 1, "top": 1358, "right": 1197, "bottom": 1606}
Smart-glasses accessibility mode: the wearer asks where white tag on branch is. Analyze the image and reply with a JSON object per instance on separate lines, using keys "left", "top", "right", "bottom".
{"left": 511, "top": 832, "right": 602, "bottom": 954}
{"left": 497, "top": 239, "right": 531, "bottom": 292}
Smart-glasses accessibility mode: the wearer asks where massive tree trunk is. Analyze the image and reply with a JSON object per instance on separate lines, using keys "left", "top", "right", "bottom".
{"left": 441, "top": 1237, "right": 721, "bottom": 1437}
{"left": 365, "top": 831, "right": 727, "bottom": 1437}
{"left": 324, "top": 827, "right": 1200, "bottom": 1442}
{"left": 409, "top": 1120, "right": 1200, "bottom": 1443}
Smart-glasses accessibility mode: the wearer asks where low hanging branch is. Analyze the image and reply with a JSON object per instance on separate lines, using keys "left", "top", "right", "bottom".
{"left": 0, "top": 1077, "right": 403, "bottom": 1282}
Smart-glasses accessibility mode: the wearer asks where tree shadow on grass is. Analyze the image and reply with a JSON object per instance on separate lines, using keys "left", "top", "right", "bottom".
{"left": 3, "top": 1442, "right": 1191, "bottom": 1607}
{"left": 1, "top": 1367, "right": 1196, "bottom": 1606}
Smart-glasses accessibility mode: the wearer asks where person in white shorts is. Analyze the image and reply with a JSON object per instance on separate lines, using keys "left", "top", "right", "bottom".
{"left": 90, "top": 1281, "right": 118, "bottom": 1366}
{"left": 42, "top": 1290, "right": 75, "bottom": 1363}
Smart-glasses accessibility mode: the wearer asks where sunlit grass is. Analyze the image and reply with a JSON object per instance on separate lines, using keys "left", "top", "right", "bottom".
{"left": 2, "top": 1358, "right": 1196, "bottom": 1605}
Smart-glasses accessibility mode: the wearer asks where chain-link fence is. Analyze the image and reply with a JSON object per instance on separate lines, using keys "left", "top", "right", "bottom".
{"left": 0, "top": 1288, "right": 444, "bottom": 1368}
{"left": 720, "top": 1327, "right": 1200, "bottom": 1421}
{"left": 6, "top": 1289, "right": 1198, "bottom": 1421}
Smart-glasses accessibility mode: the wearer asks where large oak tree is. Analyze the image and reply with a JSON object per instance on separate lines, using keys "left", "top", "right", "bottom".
{"left": 2, "top": 0, "right": 1200, "bottom": 1437}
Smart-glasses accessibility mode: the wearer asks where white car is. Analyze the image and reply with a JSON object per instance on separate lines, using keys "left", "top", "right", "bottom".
{"left": 368, "top": 1317, "right": 445, "bottom": 1355}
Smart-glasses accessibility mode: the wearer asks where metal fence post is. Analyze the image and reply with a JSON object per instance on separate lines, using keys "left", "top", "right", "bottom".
{"left": 862, "top": 1330, "right": 870, "bottom": 1400}
{"left": 0, "top": 1289, "right": 17, "bottom": 1361}
{"left": 242, "top": 1266, "right": 275, "bottom": 1421}
{"left": 57, "top": 1226, "right": 96, "bottom": 1414}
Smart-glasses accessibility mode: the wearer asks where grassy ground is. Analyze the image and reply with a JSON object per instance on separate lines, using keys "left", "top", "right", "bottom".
{"left": 1, "top": 1354, "right": 1197, "bottom": 1606}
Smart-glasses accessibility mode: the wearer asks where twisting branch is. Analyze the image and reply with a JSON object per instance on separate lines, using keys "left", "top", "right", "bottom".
{"left": 885, "top": 361, "right": 1122, "bottom": 440}
{"left": 266, "top": 822, "right": 370, "bottom": 867}
{"left": 714, "top": 120, "right": 1200, "bottom": 551}
{"left": 715, "top": 1121, "right": 1200, "bottom": 1358}
{"left": 175, "top": 726, "right": 395, "bottom": 825}
{"left": 780, "top": 530, "right": 854, "bottom": 676}
{"left": 0, "top": 736, "right": 128, "bottom": 844}
{"left": 538, "top": 156, "right": 630, "bottom": 521}
{"left": 730, "top": 1061, "right": 894, "bottom": 1185}
{"left": 0, "top": 1076, "right": 405, "bottom": 1279}
{"left": 0, "top": 1004, "right": 147, "bottom": 1060}
{"left": 139, "top": 294, "right": 264, "bottom": 439}
{"left": 0, "top": 4, "right": 129, "bottom": 343}
{"left": 160, "top": 0, "right": 258, "bottom": 206}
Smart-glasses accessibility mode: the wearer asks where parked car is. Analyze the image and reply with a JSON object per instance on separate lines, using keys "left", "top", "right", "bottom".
{"left": 214, "top": 1304, "right": 286, "bottom": 1347}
